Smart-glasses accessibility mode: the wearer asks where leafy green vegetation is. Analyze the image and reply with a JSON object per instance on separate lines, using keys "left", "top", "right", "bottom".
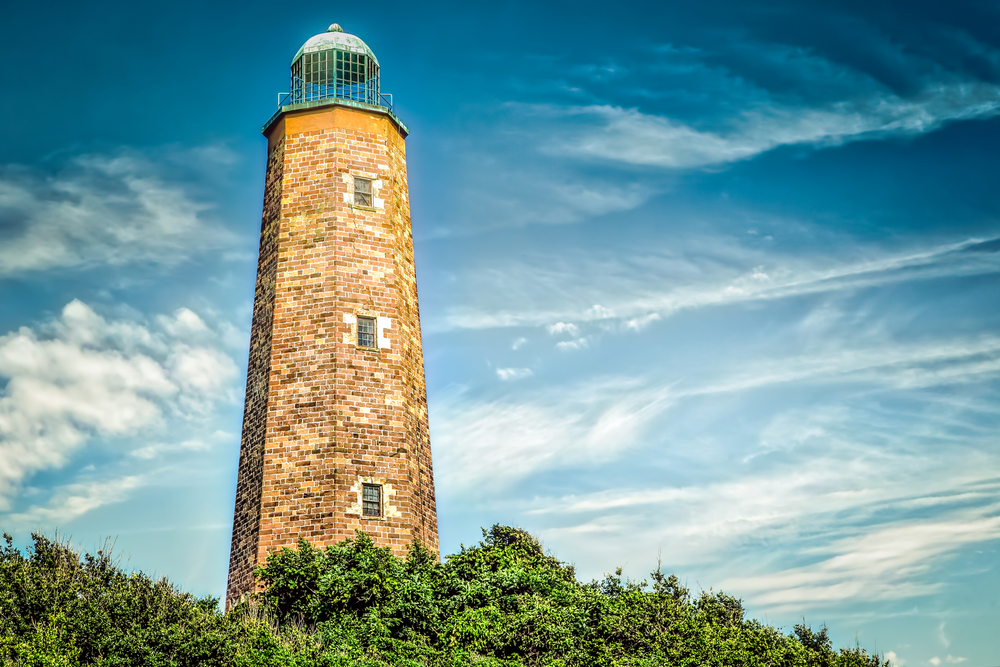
{"left": 0, "top": 527, "right": 888, "bottom": 666}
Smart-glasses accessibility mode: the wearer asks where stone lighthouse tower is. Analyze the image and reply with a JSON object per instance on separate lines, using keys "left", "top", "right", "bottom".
{"left": 226, "top": 24, "right": 438, "bottom": 607}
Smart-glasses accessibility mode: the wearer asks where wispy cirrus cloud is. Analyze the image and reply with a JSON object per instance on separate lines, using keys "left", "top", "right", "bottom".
{"left": 541, "top": 86, "right": 1000, "bottom": 170}
{"left": 528, "top": 395, "right": 1000, "bottom": 609}
{"left": 434, "top": 333, "right": 1000, "bottom": 491}
{"left": 0, "top": 149, "right": 239, "bottom": 275}
{"left": 527, "top": 22, "right": 1000, "bottom": 171}
{"left": 422, "top": 158, "right": 657, "bottom": 238}
{"left": 8, "top": 475, "right": 145, "bottom": 526}
{"left": 425, "top": 20, "right": 1000, "bottom": 240}
{"left": 534, "top": 459, "right": 1000, "bottom": 540}
{"left": 718, "top": 510, "right": 1000, "bottom": 613}
{"left": 432, "top": 377, "right": 675, "bottom": 490}
{"left": 538, "top": 475, "right": 1000, "bottom": 592}
{"left": 430, "top": 235, "right": 1000, "bottom": 334}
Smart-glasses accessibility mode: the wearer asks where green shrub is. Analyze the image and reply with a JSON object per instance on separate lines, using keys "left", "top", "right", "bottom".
{"left": 0, "top": 529, "right": 889, "bottom": 667}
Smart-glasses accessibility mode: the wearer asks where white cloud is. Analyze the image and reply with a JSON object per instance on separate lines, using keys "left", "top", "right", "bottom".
{"left": 930, "top": 658, "right": 941, "bottom": 666}
{"left": 8, "top": 475, "right": 144, "bottom": 526}
{"left": 545, "top": 181, "right": 653, "bottom": 219}
{"left": 432, "top": 378, "right": 673, "bottom": 489}
{"left": 436, "top": 167, "right": 656, "bottom": 235}
{"left": 435, "top": 326, "right": 1000, "bottom": 613}
{"left": 718, "top": 514, "right": 1000, "bottom": 612}
{"left": 534, "top": 448, "right": 1000, "bottom": 611}
{"left": 511, "top": 337, "right": 528, "bottom": 350}
{"left": 431, "top": 235, "right": 1000, "bottom": 334}
{"left": 0, "top": 150, "right": 237, "bottom": 275}
{"left": 542, "top": 80, "right": 1000, "bottom": 169}
{"left": 938, "top": 621, "right": 951, "bottom": 649}
{"left": 129, "top": 430, "right": 232, "bottom": 461}
{"left": 681, "top": 335, "right": 1000, "bottom": 397}
{"left": 157, "top": 308, "right": 212, "bottom": 339}
{"left": 535, "top": 452, "right": 993, "bottom": 542}
{"left": 437, "top": 330, "right": 1000, "bottom": 494}
{"left": 555, "top": 338, "right": 589, "bottom": 351}
{"left": 884, "top": 651, "right": 903, "bottom": 667}
{"left": 623, "top": 313, "right": 660, "bottom": 331}
{"left": 496, "top": 367, "right": 534, "bottom": 381}
{"left": 0, "top": 301, "right": 238, "bottom": 508}
{"left": 170, "top": 346, "right": 239, "bottom": 397}
{"left": 547, "top": 322, "right": 579, "bottom": 336}
{"left": 429, "top": 33, "right": 1000, "bottom": 237}
{"left": 586, "top": 305, "right": 614, "bottom": 319}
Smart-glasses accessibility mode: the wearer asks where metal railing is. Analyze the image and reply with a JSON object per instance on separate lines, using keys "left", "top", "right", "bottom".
{"left": 275, "top": 90, "right": 393, "bottom": 111}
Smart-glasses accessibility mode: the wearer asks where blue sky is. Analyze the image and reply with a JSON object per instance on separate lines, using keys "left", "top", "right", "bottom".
{"left": 2, "top": 0, "right": 999, "bottom": 664}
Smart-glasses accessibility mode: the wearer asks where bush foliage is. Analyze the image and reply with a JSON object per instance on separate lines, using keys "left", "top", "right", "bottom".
{"left": 0, "top": 527, "right": 889, "bottom": 666}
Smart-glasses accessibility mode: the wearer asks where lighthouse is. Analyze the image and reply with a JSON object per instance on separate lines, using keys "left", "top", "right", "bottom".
{"left": 226, "top": 24, "right": 438, "bottom": 608}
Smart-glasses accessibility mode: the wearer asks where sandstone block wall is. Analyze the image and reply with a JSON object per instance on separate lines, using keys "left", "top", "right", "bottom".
{"left": 227, "top": 104, "right": 438, "bottom": 608}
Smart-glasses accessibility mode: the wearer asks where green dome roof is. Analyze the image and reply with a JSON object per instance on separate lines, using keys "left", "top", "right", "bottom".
{"left": 292, "top": 24, "right": 379, "bottom": 66}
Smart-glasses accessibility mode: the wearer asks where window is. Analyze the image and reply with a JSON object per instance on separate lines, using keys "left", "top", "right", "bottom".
{"left": 357, "top": 316, "right": 376, "bottom": 348}
{"left": 362, "top": 484, "right": 381, "bottom": 517}
{"left": 354, "top": 177, "right": 372, "bottom": 207}
{"left": 290, "top": 48, "right": 379, "bottom": 105}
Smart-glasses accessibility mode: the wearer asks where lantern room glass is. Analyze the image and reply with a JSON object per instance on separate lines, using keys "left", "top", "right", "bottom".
{"left": 291, "top": 49, "right": 380, "bottom": 106}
